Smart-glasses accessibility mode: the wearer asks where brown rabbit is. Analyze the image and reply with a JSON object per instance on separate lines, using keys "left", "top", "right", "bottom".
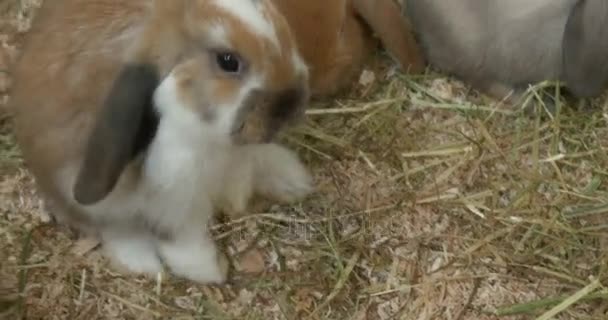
{"left": 11, "top": 0, "right": 314, "bottom": 284}
{"left": 272, "top": 0, "right": 426, "bottom": 97}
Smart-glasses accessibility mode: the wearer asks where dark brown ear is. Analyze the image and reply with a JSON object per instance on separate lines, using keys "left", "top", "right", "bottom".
{"left": 351, "top": 0, "right": 426, "bottom": 73}
{"left": 73, "top": 64, "right": 160, "bottom": 205}
{"left": 563, "top": 0, "right": 608, "bottom": 98}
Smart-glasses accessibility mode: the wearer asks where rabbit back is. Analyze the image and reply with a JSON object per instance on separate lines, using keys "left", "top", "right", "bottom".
{"left": 406, "top": 0, "right": 577, "bottom": 88}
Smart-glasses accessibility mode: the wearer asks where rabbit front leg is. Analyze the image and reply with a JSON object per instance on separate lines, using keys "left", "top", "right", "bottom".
{"left": 101, "top": 227, "right": 164, "bottom": 275}
{"left": 155, "top": 199, "right": 228, "bottom": 284}
{"left": 217, "top": 144, "right": 314, "bottom": 218}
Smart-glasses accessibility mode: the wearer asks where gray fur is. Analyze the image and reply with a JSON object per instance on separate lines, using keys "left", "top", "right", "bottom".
{"left": 406, "top": 0, "right": 607, "bottom": 100}
{"left": 563, "top": 0, "right": 608, "bottom": 97}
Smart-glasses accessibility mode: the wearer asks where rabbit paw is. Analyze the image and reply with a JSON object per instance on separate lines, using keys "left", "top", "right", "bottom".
{"left": 158, "top": 233, "right": 228, "bottom": 284}
{"left": 253, "top": 144, "right": 315, "bottom": 203}
{"left": 103, "top": 234, "right": 163, "bottom": 275}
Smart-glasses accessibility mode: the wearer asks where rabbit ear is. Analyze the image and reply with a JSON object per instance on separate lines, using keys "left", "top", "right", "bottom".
{"left": 351, "top": 0, "right": 426, "bottom": 73}
{"left": 562, "top": 0, "right": 608, "bottom": 98}
{"left": 73, "top": 64, "right": 160, "bottom": 205}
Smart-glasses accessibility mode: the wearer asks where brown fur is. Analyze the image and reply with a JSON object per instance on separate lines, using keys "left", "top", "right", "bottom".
{"left": 271, "top": 0, "right": 425, "bottom": 97}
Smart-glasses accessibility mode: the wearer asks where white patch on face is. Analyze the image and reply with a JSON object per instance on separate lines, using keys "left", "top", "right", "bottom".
{"left": 146, "top": 79, "right": 206, "bottom": 228}
{"left": 211, "top": 0, "right": 279, "bottom": 48}
{"left": 152, "top": 70, "right": 262, "bottom": 139}
{"left": 153, "top": 73, "right": 203, "bottom": 139}
{"left": 153, "top": 67, "right": 264, "bottom": 139}
{"left": 291, "top": 50, "right": 309, "bottom": 77}
{"left": 148, "top": 72, "right": 232, "bottom": 207}
{"left": 206, "top": 23, "right": 230, "bottom": 48}
{"left": 211, "top": 76, "right": 264, "bottom": 136}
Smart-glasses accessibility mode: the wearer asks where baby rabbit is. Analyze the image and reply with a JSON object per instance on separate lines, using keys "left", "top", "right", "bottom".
{"left": 11, "top": 0, "right": 313, "bottom": 284}
{"left": 405, "top": 0, "right": 608, "bottom": 105}
{"left": 272, "top": 0, "right": 426, "bottom": 97}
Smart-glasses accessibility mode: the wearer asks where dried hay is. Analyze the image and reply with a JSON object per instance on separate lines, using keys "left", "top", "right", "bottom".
{"left": 1, "top": 1, "right": 608, "bottom": 319}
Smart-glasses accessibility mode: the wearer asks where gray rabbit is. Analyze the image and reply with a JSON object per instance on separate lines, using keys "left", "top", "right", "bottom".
{"left": 405, "top": 0, "right": 608, "bottom": 106}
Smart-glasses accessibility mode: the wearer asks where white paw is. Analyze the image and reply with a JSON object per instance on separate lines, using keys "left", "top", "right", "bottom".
{"left": 267, "top": 167, "right": 314, "bottom": 203}
{"left": 217, "top": 194, "right": 250, "bottom": 218}
{"left": 102, "top": 234, "right": 163, "bottom": 275}
{"left": 252, "top": 144, "right": 314, "bottom": 203}
{"left": 157, "top": 234, "right": 228, "bottom": 284}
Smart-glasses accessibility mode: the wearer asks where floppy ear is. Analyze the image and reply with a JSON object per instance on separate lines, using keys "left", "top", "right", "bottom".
{"left": 562, "top": 0, "right": 608, "bottom": 98}
{"left": 351, "top": 0, "right": 426, "bottom": 73}
{"left": 73, "top": 64, "right": 160, "bottom": 205}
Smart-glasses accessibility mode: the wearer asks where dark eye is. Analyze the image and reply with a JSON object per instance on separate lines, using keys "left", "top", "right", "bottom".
{"left": 216, "top": 52, "right": 241, "bottom": 73}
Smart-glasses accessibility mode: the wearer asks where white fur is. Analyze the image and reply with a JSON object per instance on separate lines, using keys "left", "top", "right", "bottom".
{"left": 212, "top": 0, "right": 279, "bottom": 48}
{"left": 218, "top": 144, "right": 314, "bottom": 216}
{"left": 291, "top": 50, "right": 309, "bottom": 76}
{"left": 138, "top": 73, "right": 229, "bottom": 283}
{"left": 206, "top": 24, "right": 230, "bottom": 48}
{"left": 101, "top": 228, "right": 163, "bottom": 275}
{"left": 55, "top": 73, "right": 231, "bottom": 283}
{"left": 156, "top": 222, "right": 227, "bottom": 283}
{"left": 246, "top": 144, "right": 314, "bottom": 202}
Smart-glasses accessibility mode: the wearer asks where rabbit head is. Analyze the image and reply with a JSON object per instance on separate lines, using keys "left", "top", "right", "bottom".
{"left": 73, "top": 0, "right": 310, "bottom": 205}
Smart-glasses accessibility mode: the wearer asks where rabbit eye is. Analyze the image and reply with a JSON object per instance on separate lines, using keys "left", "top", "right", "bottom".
{"left": 216, "top": 52, "right": 241, "bottom": 74}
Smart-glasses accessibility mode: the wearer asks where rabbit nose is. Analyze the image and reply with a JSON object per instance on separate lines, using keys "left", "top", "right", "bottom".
{"left": 268, "top": 84, "right": 309, "bottom": 121}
